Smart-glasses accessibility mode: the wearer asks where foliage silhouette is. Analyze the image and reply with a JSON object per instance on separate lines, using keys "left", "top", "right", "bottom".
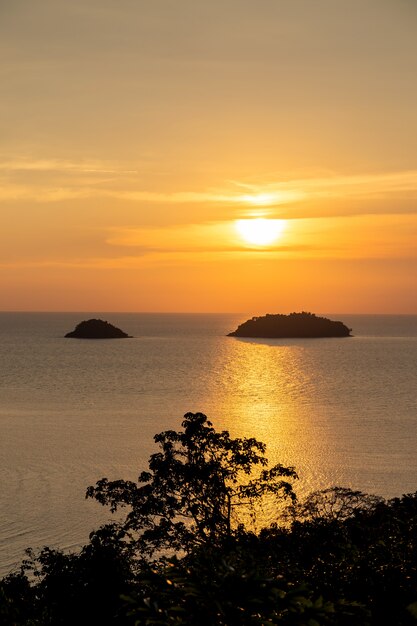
{"left": 86, "top": 412, "right": 298, "bottom": 556}
{"left": 124, "top": 551, "right": 367, "bottom": 626}
{"left": 2, "top": 413, "right": 417, "bottom": 625}
{"left": 0, "top": 525, "right": 134, "bottom": 625}
{"left": 285, "top": 486, "right": 383, "bottom": 523}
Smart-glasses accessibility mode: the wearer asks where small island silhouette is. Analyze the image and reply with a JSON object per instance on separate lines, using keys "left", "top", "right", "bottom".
{"left": 65, "top": 318, "right": 132, "bottom": 339}
{"left": 228, "top": 312, "right": 352, "bottom": 338}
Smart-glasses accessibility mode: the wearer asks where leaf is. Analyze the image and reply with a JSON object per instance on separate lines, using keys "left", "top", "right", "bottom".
{"left": 407, "top": 601, "right": 417, "bottom": 619}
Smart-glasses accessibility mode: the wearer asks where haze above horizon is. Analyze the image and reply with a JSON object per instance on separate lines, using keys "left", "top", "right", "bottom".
{"left": 1, "top": 0, "right": 416, "bottom": 313}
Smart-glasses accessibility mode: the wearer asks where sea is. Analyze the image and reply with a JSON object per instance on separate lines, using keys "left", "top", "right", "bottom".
{"left": 0, "top": 312, "right": 416, "bottom": 577}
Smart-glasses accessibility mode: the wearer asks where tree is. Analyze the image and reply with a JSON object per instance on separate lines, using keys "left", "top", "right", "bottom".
{"left": 287, "top": 487, "right": 383, "bottom": 523}
{"left": 86, "top": 412, "right": 298, "bottom": 557}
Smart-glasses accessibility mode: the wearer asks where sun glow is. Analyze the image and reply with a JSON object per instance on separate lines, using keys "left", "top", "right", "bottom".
{"left": 239, "top": 193, "right": 276, "bottom": 206}
{"left": 235, "top": 218, "right": 286, "bottom": 246}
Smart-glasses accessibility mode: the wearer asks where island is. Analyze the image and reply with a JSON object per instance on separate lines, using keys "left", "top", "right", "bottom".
{"left": 65, "top": 318, "right": 132, "bottom": 339}
{"left": 228, "top": 312, "right": 352, "bottom": 338}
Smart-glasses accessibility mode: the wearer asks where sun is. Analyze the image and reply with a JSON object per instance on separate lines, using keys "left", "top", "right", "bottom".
{"left": 235, "top": 218, "right": 286, "bottom": 246}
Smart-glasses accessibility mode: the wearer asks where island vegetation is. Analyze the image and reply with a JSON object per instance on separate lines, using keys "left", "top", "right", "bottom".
{"left": 1, "top": 413, "right": 417, "bottom": 625}
{"left": 228, "top": 312, "right": 352, "bottom": 338}
{"left": 65, "top": 319, "right": 132, "bottom": 339}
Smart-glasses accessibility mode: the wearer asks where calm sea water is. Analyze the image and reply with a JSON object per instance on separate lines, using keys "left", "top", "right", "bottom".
{"left": 0, "top": 313, "right": 416, "bottom": 576}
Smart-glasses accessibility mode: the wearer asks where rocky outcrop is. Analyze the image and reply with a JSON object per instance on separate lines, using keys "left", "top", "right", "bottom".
{"left": 65, "top": 319, "right": 132, "bottom": 339}
{"left": 228, "top": 312, "right": 351, "bottom": 338}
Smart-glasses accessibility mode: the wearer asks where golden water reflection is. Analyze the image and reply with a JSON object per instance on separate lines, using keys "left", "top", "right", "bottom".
{"left": 202, "top": 337, "right": 351, "bottom": 528}
{"left": 200, "top": 328, "right": 417, "bottom": 527}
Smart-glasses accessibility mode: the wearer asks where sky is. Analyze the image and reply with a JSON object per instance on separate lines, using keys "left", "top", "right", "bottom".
{"left": 1, "top": 0, "right": 416, "bottom": 312}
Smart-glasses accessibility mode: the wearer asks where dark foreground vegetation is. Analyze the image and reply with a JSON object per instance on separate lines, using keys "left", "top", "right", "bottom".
{"left": 2, "top": 413, "right": 417, "bottom": 625}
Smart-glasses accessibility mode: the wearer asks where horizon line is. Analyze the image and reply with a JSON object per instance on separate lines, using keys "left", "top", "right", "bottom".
{"left": 0, "top": 310, "right": 416, "bottom": 316}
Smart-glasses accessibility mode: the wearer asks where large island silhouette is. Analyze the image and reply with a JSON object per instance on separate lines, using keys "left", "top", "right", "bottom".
{"left": 228, "top": 312, "right": 352, "bottom": 338}
{"left": 65, "top": 319, "right": 132, "bottom": 339}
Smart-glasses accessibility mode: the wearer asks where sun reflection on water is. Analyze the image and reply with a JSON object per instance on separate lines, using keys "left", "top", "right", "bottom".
{"left": 203, "top": 337, "right": 337, "bottom": 527}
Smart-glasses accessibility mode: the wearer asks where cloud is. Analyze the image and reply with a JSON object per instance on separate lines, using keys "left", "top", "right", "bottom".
{"left": 230, "top": 170, "right": 417, "bottom": 201}
{"left": 105, "top": 210, "right": 417, "bottom": 261}
{"left": 0, "top": 166, "right": 416, "bottom": 226}
{"left": 0, "top": 158, "right": 138, "bottom": 174}
{"left": 0, "top": 184, "right": 99, "bottom": 202}
{"left": 114, "top": 171, "right": 417, "bottom": 214}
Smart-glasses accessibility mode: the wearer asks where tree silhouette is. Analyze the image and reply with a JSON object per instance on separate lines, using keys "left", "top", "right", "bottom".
{"left": 87, "top": 412, "right": 297, "bottom": 556}
{"left": 287, "top": 486, "right": 383, "bottom": 523}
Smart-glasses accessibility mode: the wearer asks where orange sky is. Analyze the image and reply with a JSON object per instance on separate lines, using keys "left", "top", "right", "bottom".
{"left": 1, "top": 0, "right": 416, "bottom": 312}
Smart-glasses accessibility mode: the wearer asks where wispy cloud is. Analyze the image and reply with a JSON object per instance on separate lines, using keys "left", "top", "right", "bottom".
{"left": 0, "top": 242, "right": 338, "bottom": 271}
{"left": 230, "top": 170, "right": 417, "bottom": 200}
{"left": 105, "top": 211, "right": 417, "bottom": 261}
{"left": 115, "top": 170, "right": 417, "bottom": 208}
{"left": 0, "top": 182, "right": 301, "bottom": 205}
{"left": 0, "top": 158, "right": 138, "bottom": 174}
{"left": 0, "top": 166, "right": 416, "bottom": 220}
{"left": 0, "top": 184, "right": 97, "bottom": 202}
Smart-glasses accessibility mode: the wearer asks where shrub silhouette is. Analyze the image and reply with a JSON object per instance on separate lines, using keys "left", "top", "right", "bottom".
{"left": 3, "top": 413, "right": 417, "bottom": 625}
